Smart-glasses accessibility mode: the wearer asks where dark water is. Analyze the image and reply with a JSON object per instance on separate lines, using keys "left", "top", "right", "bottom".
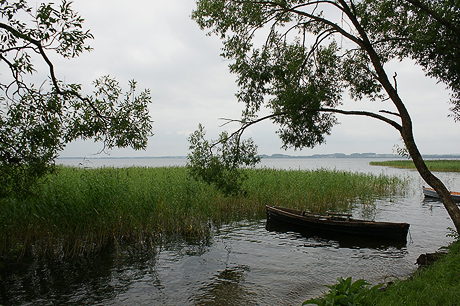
{"left": 1, "top": 158, "right": 459, "bottom": 305}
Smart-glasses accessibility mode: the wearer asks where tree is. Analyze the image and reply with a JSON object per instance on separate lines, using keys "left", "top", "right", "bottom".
{"left": 192, "top": 0, "right": 460, "bottom": 231}
{"left": 0, "top": 0, "right": 153, "bottom": 197}
{"left": 360, "top": 0, "right": 460, "bottom": 121}
{"left": 187, "top": 124, "right": 260, "bottom": 196}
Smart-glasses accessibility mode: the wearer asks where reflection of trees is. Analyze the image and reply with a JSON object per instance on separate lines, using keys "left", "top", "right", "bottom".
{"left": 160, "top": 235, "right": 212, "bottom": 257}
{"left": 0, "top": 237, "right": 213, "bottom": 305}
{"left": 193, "top": 265, "right": 253, "bottom": 306}
{"left": 0, "top": 245, "right": 121, "bottom": 304}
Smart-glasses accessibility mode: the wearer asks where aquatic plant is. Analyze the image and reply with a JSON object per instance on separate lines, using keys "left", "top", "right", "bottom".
{"left": 245, "top": 168, "right": 405, "bottom": 214}
{"left": 370, "top": 160, "right": 460, "bottom": 172}
{"left": 0, "top": 166, "right": 406, "bottom": 259}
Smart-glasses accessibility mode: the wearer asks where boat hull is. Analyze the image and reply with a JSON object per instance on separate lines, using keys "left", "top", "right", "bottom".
{"left": 266, "top": 206, "right": 409, "bottom": 241}
{"left": 422, "top": 187, "right": 460, "bottom": 202}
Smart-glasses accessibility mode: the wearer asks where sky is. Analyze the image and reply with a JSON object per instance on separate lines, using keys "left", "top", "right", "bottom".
{"left": 44, "top": 0, "right": 459, "bottom": 157}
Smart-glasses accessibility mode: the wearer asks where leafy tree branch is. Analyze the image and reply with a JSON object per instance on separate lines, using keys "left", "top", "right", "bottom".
{"left": 187, "top": 124, "right": 260, "bottom": 196}
{"left": 192, "top": 0, "right": 460, "bottom": 231}
{"left": 0, "top": 0, "right": 153, "bottom": 197}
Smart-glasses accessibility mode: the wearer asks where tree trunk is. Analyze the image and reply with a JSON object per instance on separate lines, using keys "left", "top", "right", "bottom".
{"left": 387, "top": 75, "right": 460, "bottom": 233}
{"left": 401, "top": 127, "right": 460, "bottom": 232}
{"left": 336, "top": 1, "right": 460, "bottom": 233}
{"left": 354, "top": 19, "right": 460, "bottom": 233}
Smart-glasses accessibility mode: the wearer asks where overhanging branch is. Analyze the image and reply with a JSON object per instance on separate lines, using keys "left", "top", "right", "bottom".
{"left": 0, "top": 21, "right": 108, "bottom": 121}
{"left": 317, "top": 107, "right": 402, "bottom": 131}
{"left": 220, "top": 106, "right": 402, "bottom": 143}
{"left": 272, "top": 1, "right": 365, "bottom": 48}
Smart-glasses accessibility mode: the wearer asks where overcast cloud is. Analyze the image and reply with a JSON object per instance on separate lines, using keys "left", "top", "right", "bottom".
{"left": 53, "top": 0, "right": 459, "bottom": 157}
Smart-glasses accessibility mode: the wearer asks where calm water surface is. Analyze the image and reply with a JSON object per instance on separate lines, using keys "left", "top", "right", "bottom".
{"left": 2, "top": 158, "right": 459, "bottom": 305}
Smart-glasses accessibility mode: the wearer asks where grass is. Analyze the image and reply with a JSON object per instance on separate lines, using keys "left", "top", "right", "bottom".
{"left": 370, "top": 159, "right": 460, "bottom": 172}
{"left": 304, "top": 240, "right": 460, "bottom": 306}
{"left": 368, "top": 240, "right": 460, "bottom": 305}
{"left": 0, "top": 166, "right": 406, "bottom": 260}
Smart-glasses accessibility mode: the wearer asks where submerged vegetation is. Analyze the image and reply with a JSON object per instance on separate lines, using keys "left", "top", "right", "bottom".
{"left": 0, "top": 166, "right": 406, "bottom": 260}
{"left": 370, "top": 160, "right": 460, "bottom": 172}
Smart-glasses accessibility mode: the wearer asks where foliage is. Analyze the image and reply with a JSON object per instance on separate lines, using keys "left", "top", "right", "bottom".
{"left": 192, "top": 0, "right": 400, "bottom": 151}
{"left": 187, "top": 124, "right": 260, "bottom": 196}
{"left": 0, "top": 1, "right": 153, "bottom": 197}
{"left": 192, "top": 0, "right": 460, "bottom": 232}
{"left": 358, "top": 0, "right": 460, "bottom": 121}
{"left": 447, "top": 227, "right": 460, "bottom": 241}
{"left": 192, "top": 0, "right": 460, "bottom": 136}
{"left": 303, "top": 277, "right": 381, "bottom": 306}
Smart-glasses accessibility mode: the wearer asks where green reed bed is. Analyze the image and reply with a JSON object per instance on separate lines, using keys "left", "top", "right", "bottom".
{"left": 0, "top": 166, "right": 406, "bottom": 259}
{"left": 370, "top": 159, "right": 460, "bottom": 172}
{"left": 244, "top": 168, "right": 404, "bottom": 214}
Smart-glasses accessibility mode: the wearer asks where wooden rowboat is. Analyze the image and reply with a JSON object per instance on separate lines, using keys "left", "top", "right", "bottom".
{"left": 266, "top": 205, "right": 410, "bottom": 241}
{"left": 422, "top": 186, "right": 460, "bottom": 202}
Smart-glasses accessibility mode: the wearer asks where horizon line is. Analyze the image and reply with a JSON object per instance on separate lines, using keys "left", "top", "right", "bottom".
{"left": 58, "top": 152, "right": 460, "bottom": 159}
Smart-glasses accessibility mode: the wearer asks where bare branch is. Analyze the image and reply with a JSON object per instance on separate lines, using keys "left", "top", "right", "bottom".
{"left": 277, "top": 1, "right": 365, "bottom": 47}
{"left": 393, "top": 72, "right": 398, "bottom": 93}
{"left": 379, "top": 110, "right": 401, "bottom": 117}
{"left": 221, "top": 106, "right": 402, "bottom": 143}
{"left": 316, "top": 107, "right": 402, "bottom": 131}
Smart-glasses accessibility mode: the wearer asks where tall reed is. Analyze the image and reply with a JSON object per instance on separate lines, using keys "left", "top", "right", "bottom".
{"left": 370, "top": 159, "right": 460, "bottom": 172}
{"left": 244, "top": 168, "right": 404, "bottom": 213}
{"left": 0, "top": 166, "right": 406, "bottom": 259}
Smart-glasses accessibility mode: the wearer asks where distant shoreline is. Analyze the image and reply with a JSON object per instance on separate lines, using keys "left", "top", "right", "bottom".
{"left": 58, "top": 153, "right": 460, "bottom": 160}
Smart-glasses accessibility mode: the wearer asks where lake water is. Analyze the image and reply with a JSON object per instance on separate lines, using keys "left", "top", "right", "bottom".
{"left": 2, "top": 157, "right": 459, "bottom": 305}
